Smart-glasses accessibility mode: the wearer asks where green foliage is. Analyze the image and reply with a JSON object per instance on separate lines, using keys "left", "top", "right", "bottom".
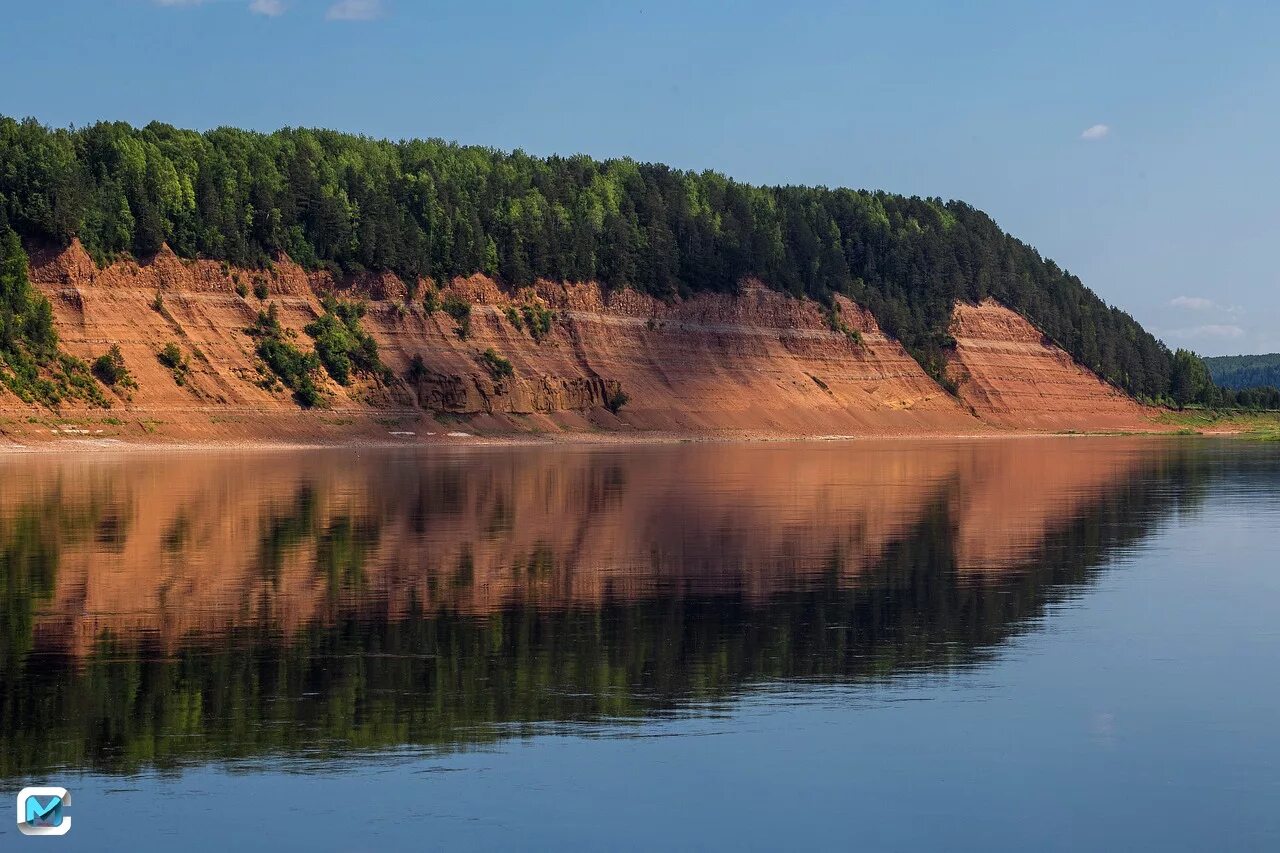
{"left": 234, "top": 278, "right": 248, "bottom": 298}
{"left": 520, "top": 303, "right": 554, "bottom": 342}
{"left": 246, "top": 303, "right": 321, "bottom": 407}
{"left": 253, "top": 276, "right": 268, "bottom": 300}
{"left": 442, "top": 294, "right": 471, "bottom": 340}
{"left": 304, "top": 296, "right": 387, "bottom": 386}
{"left": 1205, "top": 354, "right": 1280, "bottom": 391}
{"left": 422, "top": 289, "right": 439, "bottom": 314}
{"left": 405, "top": 353, "right": 427, "bottom": 383}
{"left": 605, "top": 387, "right": 629, "bottom": 414}
{"left": 0, "top": 228, "right": 107, "bottom": 406}
{"left": 157, "top": 341, "right": 189, "bottom": 385}
{"left": 0, "top": 114, "right": 1210, "bottom": 400}
{"left": 1223, "top": 386, "right": 1280, "bottom": 411}
{"left": 92, "top": 344, "right": 135, "bottom": 389}
{"left": 503, "top": 306, "right": 523, "bottom": 331}
{"left": 1170, "top": 349, "right": 1215, "bottom": 408}
{"left": 480, "top": 348, "right": 514, "bottom": 380}
{"left": 823, "top": 304, "right": 863, "bottom": 346}
{"left": 157, "top": 341, "right": 183, "bottom": 369}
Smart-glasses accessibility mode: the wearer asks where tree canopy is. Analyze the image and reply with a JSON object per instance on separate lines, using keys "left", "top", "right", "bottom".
{"left": 1205, "top": 354, "right": 1280, "bottom": 391}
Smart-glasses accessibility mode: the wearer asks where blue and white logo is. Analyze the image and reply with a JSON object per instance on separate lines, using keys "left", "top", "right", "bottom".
{"left": 17, "top": 787, "right": 72, "bottom": 836}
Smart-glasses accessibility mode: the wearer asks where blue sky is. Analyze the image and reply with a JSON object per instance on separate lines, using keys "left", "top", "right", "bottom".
{"left": 2, "top": 0, "right": 1278, "bottom": 355}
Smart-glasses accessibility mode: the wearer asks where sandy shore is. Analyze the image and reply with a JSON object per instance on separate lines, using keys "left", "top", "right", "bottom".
{"left": 0, "top": 423, "right": 1213, "bottom": 455}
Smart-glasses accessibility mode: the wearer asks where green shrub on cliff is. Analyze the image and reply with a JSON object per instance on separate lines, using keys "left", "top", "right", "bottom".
{"left": 304, "top": 297, "right": 386, "bottom": 385}
{"left": 422, "top": 289, "right": 439, "bottom": 314}
{"left": 481, "top": 348, "right": 513, "bottom": 380}
{"left": 158, "top": 341, "right": 189, "bottom": 385}
{"left": 246, "top": 303, "right": 321, "bottom": 407}
{"left": 405, "top": 353, "right": 427, "bottom": 383}
{"left": 0, "top": 227, "right": 107, "bottom": 407}
{"left": 606, "top": 388, "right": 629, "bottom": 414}
{"left": 823, "top": 304, "right": 863, "bottom": 347}
{"left": 520, "top": 303, "right": 555, "bottom": 342}
{"left": 92, "top": 344, "right": 136, "bottom": 390}
{"left": 442, "top": 294, "right": 471, "bottom": 340}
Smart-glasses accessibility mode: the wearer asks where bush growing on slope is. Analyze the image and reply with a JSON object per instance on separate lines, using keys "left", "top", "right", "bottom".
{"left": 520, "top": 303, "right": 554, "bottom": 342}
{"left": 481, "top": 348, "right": 514, "bottom": 380}
{"left": 442, "top": 294, "right": 471, "bottom": 340}
{"left": 0, "top": 228, "right": 107, "bottom": 407}
{"left": 246, "top": 303, "right": 322, "bottom": 407}
{"left": 304, "top": 297, "right": 387, "bottom": 385}
{"left": 606, "top": 388, "right": 629, "bottom": 414}
{"left": 91, "top": 344, "right": 135, "bottom": 390}
{"left": 158, "top": 341, "right": 190, "bottom": 385}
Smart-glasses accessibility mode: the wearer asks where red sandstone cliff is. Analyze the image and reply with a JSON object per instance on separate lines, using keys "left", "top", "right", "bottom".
{"left": 0, "top": 242, "right": 1164, "bottom": 445}
{"left": 945, "top": 299, "right": 1159, "bottom": 431}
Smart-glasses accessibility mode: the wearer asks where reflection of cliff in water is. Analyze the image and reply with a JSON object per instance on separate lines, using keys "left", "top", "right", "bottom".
{"left": 0, "top": 439, "right": 1231, "bottom": 777}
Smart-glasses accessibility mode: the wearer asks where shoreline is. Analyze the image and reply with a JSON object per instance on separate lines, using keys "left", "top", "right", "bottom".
{"left": 4, "top": 403, "right": 1270, "bottom": 456}
{"left": 0, "top": 425, "right": 1239, "bottom": 456}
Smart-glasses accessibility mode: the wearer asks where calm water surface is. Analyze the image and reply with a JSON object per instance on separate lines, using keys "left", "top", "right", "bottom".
{"left": 0, "top": 438, "right": 1277, "bottom": 850}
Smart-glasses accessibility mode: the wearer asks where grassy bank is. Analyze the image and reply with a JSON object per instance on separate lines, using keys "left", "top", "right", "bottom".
{"left": 1156, "top": 409, "right": 1280, "bottom": 440}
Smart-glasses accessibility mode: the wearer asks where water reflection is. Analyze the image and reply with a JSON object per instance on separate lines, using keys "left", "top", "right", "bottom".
{"left": 0, "top": 439, "right": 1236, "bottom": 778}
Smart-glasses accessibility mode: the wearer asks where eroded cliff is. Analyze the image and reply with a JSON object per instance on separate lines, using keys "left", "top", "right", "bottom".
{"left": 946, "top": 299, "right": 1159, "bottom": 432}
{"left": 0, "top": 243, "right": 1165, "bottom": 444}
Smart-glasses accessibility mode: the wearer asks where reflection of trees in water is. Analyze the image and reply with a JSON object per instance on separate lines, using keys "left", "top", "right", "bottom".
{"left": 0, "top": 478, "right": 115, "bottom": 673}
{"left": 0, "top": 444, "right": 1242, "bottom": 779}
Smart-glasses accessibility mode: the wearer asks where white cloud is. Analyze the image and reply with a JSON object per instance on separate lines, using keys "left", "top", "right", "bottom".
{"left": 250, "top": 0, "right": 286, "bottom": 15}
{"left": 1080, "top": 123, "right": 1110, "bottom": 141}
{"left": 1170, "top": 296, "right": 1215, "bottom": 311}
{"left": 326, "top": 0, "right": 383, "bottom": 20}
{"left": 154, "top": 0, "right": 287, "bottom": 14}
{"left": 1168, "top": 324, "right": 1246, "bottom": 340}
{"left": 1168, "top": 295, "right": 1243, "bottom": 316}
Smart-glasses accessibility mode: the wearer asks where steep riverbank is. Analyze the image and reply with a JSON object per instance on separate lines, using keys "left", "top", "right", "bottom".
{"left": 0, "top": 241, "right": 1171, "bottom": 448}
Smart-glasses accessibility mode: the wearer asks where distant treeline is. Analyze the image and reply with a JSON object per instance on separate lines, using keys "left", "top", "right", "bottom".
{"left": 0, "top": 115, "right": 1260, "bottom": 406}
{"left": 1205, "top": 354, "right": 1280, "bottom": 393}
{"left": 1170, "top": 349, "right": 1280, "bottom": 410}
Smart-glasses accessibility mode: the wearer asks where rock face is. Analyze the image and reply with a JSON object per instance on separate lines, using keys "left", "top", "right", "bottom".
{"left": 10, "top": 241, "right": 987, "bottom": 442}
{"left": 945, "top": 299, "right": 1159, "bottom": 431}
{"left": 4, "top": 243, "right": 1164, "bottom": 443}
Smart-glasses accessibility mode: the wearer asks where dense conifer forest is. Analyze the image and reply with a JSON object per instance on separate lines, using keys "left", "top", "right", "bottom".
{"left": 0, "top": 115, "right": 1267, "bottom": 406}
{"left": 1205, "top": 354, "right": 1280, "bottom": 393}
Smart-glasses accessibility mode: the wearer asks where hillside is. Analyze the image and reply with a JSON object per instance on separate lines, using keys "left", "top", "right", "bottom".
{"left": 945, "top": 300, "right": 1155, "bottom": 430}
{"left": 0, "top": 116, "right": 1215, "bottom": 443}
{"left": 0, "top": 237, "right": 1173, "bottom": 445}
{"left": 0, "top": 116, "right": 1176, "bottom": 402}
{"left": 1205, "top": 354, "right": 1280, "bottom": 390}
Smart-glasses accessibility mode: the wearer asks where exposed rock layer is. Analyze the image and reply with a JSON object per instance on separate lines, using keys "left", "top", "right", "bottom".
{"left": 1, "top": 242, "right": 1164, "bottom": 444}
{"left": 946, "top": 299, "right": 1159, "bottom": 431}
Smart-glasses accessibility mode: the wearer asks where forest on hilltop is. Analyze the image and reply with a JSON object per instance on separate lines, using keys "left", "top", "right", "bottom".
{"left": 0, "top": 115, "right": 1235, "bottom": 405}
{"left": 1205, "top": 354, "right": 1280, "bottom": 391}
